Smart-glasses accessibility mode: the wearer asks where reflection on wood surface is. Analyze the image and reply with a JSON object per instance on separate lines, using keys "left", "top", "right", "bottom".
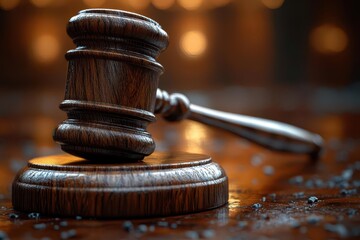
{"left": 0, "top": 114, "right": 359, "bottom": 239}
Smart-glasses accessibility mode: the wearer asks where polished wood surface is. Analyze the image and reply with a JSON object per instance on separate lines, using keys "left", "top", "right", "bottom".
{"left": 1, "top": 115, "right": 360, "bottom": 239}
{"left": 12, "top": 152, "right": 228, "bottom": 218}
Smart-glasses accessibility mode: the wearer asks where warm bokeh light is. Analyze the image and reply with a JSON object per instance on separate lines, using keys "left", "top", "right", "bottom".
{"left": 310, "top": 24, "right": 348, "bottom": 54}
{"left": 180, "top": 30, "right": 207, "bottom": 57}
{"left": 31, "top": 34, "right": 60, "bottom": 63}
{"left": 152, "top": 0, "right": 175, "bottom": 10}
{"left": 128, "top": 0, "right": 150, "bottom": 10}
{"left": 178, "top": 0, "right": 203, "bottom": 10}
{"left": 82, "top": 0, "right": 106, "bottom": 8}
{"left": 30, "top": 0, "right": 53, "bottom": 7}
{"left": 210, "top": 0, "right": 231, "bottom": 8}
{"left": 0, "top": 0, "right": 20, "bottom": 10}
{"left": 34, "top": 116, "right": 56, "bottom": 147}
{"left": 261, "top": 0, "right": 284, "bottom": 9}
{"left": 183, "top": 122, "right": 208, "bottom": 153}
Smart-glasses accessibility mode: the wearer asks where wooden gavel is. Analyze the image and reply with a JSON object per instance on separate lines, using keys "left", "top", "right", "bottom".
{"left": 53, "top": 9, "right": 323, "bottom": 161}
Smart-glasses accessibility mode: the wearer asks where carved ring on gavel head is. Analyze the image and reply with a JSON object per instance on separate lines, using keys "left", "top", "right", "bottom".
{"left": 53, "top": 9, "right": 323, "bottom": 162}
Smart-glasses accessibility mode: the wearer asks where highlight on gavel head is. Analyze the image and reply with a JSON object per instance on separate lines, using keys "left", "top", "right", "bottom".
{"left": 53, "top": 9, "right": 169, "bottom": 161}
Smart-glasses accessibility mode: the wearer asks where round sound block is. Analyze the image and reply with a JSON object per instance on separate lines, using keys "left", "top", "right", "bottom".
{"left": 12, "top": 152, "right": 228, "bottom": 218}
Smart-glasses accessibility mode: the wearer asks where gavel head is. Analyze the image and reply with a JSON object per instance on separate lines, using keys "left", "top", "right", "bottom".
{"left": 53, "top": 9, "right": 169, "bottom": 161}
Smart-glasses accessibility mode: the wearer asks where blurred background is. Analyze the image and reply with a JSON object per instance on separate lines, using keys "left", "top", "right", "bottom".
{"left": 0, "top": 0, "right": 359, "bottom": 171}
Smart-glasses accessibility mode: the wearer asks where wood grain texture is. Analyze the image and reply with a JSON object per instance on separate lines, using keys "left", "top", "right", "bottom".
{"left": 2, "top": 114, "right": 360, "bottom": 239}
{"left": 12, "top": 152, "right": 228, "bottom": 218}
{"left": 53, "top": 9, "right": 169, "bottom": 161}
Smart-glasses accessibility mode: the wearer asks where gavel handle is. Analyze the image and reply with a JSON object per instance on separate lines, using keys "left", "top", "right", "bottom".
{"left": 155, "top": 89, "right": 323, "bottom": 157}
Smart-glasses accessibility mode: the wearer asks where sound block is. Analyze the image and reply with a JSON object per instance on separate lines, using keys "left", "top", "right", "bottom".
{"left": 12, "top": 152, "right": 228, "bottom": 218}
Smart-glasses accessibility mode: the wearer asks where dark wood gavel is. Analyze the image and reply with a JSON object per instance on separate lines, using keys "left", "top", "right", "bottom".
{"left": 53, "top": 9, "right": 323, "bottom": 161}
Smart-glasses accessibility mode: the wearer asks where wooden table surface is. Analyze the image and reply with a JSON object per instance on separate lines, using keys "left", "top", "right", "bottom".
{"left": 1, "top": 113, "right": 360, "bottom": 239}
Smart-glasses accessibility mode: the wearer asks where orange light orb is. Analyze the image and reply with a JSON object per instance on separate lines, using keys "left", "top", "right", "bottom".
{"left": 310, "top": 24, "right": 348, "bottom": 54}
{"left": 180, "top": 30, "right": 207, "bottom": 57}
